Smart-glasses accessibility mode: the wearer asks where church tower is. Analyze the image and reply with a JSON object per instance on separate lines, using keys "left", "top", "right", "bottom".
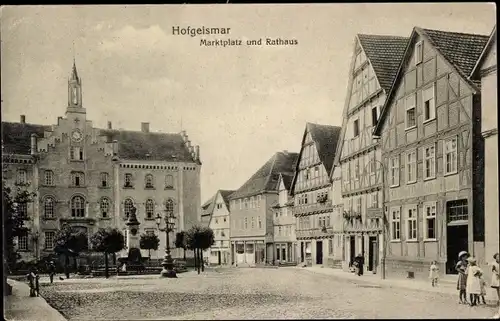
{"left": 66, "top": 60, "right": 85, "bottom": 115}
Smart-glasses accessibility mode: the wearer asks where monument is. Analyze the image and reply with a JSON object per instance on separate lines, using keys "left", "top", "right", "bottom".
{"left": 119, "top": 206, "right": 146, "bottom": 273}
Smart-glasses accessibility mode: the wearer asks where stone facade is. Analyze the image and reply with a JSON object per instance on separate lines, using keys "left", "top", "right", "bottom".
{"left": 2, "top": 63, "right": 202, "bottom": 262}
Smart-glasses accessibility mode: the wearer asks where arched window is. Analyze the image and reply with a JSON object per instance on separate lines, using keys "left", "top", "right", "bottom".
{"left": 145, "top": 174, "right": 154, "bottom": 189}
{"left": 165, "top": 199, "right": 174, "bottom": 214}
{"left": 100, "top": 198, "right": 110, "bottom": 218}
{"left": 124, "top": 198, "right": 134, "bottom": 218}
{"left": 165, "top": 175, "right": 174, "bottom": 189}
{"left": 71, "top": 195, "right": 85, "bottom": 217}
{"left": 44, "top": 197, "right": 55, "bottom": 218}
{"left": 44, "top": 170, "right": 54, "bottom": 186}
{"left": 100, "top": 173, "right": 109, "bottom": 188}
{"left": 71, "top": 172, "right": 85, "bottom": 187}
{"left": 145, "top": 199, "right": 154, "bottom": 219}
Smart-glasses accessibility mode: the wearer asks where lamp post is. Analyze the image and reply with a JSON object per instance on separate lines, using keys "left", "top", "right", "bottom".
{"left": 366, "top": 154, "right": 387, "bottom": 280}
{"left": 155, "top": 211, "right": 177, "bottom": 278}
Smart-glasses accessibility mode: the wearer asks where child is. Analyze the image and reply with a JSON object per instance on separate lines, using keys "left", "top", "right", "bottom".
{"left": 429, "top": 261, "right": 439, "bottom": 287}
{"left": 466, "top": 257, "right": 483, "bottom": 307}
{"left": 479, "top": 273, "right": 487, "bottom": 305}
{"left": 456, "top": 251, "right": 469, "bottom": 304}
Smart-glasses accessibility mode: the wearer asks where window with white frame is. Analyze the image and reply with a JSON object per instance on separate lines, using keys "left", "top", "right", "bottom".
{"left": 444, "top": 137, "right": 458, "bottom": 175}
{"left": 17, "top": 169, "right": 27, "bottom": 185}
{"left": 406, "top": 150, "right": 417, "bottom": 184}
{"left": 423, "top": 84, "right": 436, "bottom": 121}
{"left": 390, "top": 207, "right": 401, "bottom": 241}
{"left": 407, "top": 206, "right": 418, "bottom": 241}
{"left": 415, "top": 41, "right": 423, "bottom": 65}
{"left": 100, "top": 197, "right": 110, "bottom": 218}
{"left": 165, "top": 199, "right": 174, "bottom": 214}
{"left": 389, "top": 156, "right": 400, "bottom": 187}
{"left": 44, "top": 231, "right": 55, "bottom": 249}
{"left": 145, "top": 199, "right": 154, "bottom": 219}
{"left": 44, "top": 170, "right": 54, "bottom": 186}
{"left": 71, "top": 195, "right": 85, "bottom": 217}
{"left": 405, "top": 94, "right": 416, "bottom": 129}
{"left": 424, "top": 202, "right": 437, "bottom": 240}
{"left": 44, "top": 197, "right": 55, "bottom": 218}
{"left": 423, "top": 145, "right": 436, "bottom": 179}
{"left": 124, "top": 198, "right": 134, "bottom": 217}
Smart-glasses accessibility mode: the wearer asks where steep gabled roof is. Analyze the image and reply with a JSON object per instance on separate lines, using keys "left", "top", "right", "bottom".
{"left": 374, "top": 27, "right": 490, "bottom": 136}
{"left": 99, "top": 129, "right": 197, "bottom": 163}
{"left": 219, "top": 190, "right": 236, "bottom": 209}
{"left": 1, "top": 122, "right": 51, "bottom": 155}
{"left": 331, "top": 33, "right": 409, "bottom": 173}
{"left": 470, "top": 25, "right": 497, "bottom": 78}
{"left": 290, "top": 123, "right": 341, "bottom": 195}
{"left": 280, "top": 173, "right": 294, "bottom": 191}
{"left": 357, "top": 34, "right": 410, "bottom": 92}
{"left": 201, "top": 189, "right": 235, "bottom": 227}
{"left": 229, "top": 151, "right": 299, "bottom": 200}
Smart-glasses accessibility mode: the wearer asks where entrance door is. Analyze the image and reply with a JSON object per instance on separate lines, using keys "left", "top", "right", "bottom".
{"left": 316, "top": 241, "right": 323, "bottom": 265}
{"left": 301, "top": 242, "right": 305, "bottom": 263}
{"left": 217, "top": 251, "right": 221, "bottom": 265}
{"left": 349, "top": 236, "right": 356, "bottom": 266}
{"left": 446, "top": 224, "right": 468, "bottom": 274}
{"left": 368, "top": 236, "right": 377, "bottom": 272}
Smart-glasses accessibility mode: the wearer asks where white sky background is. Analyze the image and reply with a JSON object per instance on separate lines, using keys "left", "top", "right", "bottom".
{"left": 1, "top": 4, "right": 496, "bottom": 203}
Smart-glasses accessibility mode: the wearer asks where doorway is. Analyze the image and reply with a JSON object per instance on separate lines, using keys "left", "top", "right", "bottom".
{"left": 301, "top": 242, "right": 304, "bottom": 263}
{"left": 368, "top": 236, "right": 377, "bottom": 272}
{"left": 349, "top": 236, "right": 356, "bottom": 266}
{"left": 316, "top": 241, "right": 323, "bottom": 265}
{"left": 217, "top": 251, "right": 221, "bottom": 265}
{"left": 446, "top": 224, "right": 468, "bottom": 274}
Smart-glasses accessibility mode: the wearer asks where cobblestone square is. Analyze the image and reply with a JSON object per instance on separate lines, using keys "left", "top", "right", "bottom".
{"left": 38, "top": 268, "right": 497, "bottom": 320}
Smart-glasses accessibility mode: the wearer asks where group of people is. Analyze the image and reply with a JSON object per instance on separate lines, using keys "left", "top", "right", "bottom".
{"left": 26, "top": 261, "right": 57, "bottom": 297}
{"left": 438, "top": 251, "right": 500, "bottom": 307}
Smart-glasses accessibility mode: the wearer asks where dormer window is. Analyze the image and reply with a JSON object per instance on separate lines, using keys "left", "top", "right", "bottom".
{"left": 145, "top": 174, "right": 154, "bottom": 189}
{"left": 124, "top": 173, "right": 133, "bottom": 188}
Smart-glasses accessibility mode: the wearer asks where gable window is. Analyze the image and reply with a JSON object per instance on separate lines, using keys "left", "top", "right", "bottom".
{"left": 406, "top": 150, "right": 417, "bottom": 184}
{"left": 424, "top": 202, "right": 437, "bottom": 240}
{"left": 444, "top": 137, "right": 458, "bottom": 175}
{"left": 405, "top": 94, "right": 416, "bottom": 129}
{"left": 165, "top": 199, "right": 174, "bottom": 214}
{"left": 124, "top": 198, "right": 134, "bottom": 218}
{"left": 70, "top": 146, "right": 84, "bottom": 160}
{"left": 44, "top": 170, "right": 54, "bottom": 186}
{"left": 415, "top": 41, "right": 423, "bottom": 65}
{"left": 71, "top": 172, "right": 85, "bottom": 187}
{"left": 353, "top": 119, "right": 360, "bottom": 137}
{"left": 145, "top": 174, "right": 154, "bottom": 189}
{"left": 371, "top": 106, "right": 379, "bottom": 127}
{"left": 390, "top": 207, "right": 401, "bottom": 241}
{"left": 145, "top": 199, "right": 154, "bottom": 219}
{"left": 423, "top": 145, "right": 436, "bottom": 180}
{"left": 423, "top": 84, "right": 436, "bottom": 122}
{"left": 100, "top": 172, "right": 109, "bottom": 187}
{"left": 71, "top": 195, "right": 85, "bottom": 217}
{"left": 17, "top": 169, "right": 27, "bottom": 185}
{"left": 44, "top": 197, "right": 55, "bottom": 218}
{"left": 17, "top": 231, "right": 28, "bottom": 251}
{"left": 407, "top": 206, "right": 418, "bottom": 241}
{"left": 44, "top": 231, "right": 55, "bottom": 249}
{"left": 165, "top": 175, "right": 174, "bottom": 189}
{"left": 389, "top": 156, "right": 400, "bottom": 187}
{"left": 124, "top": 173, "right": 133, "bottom": 188}
{"left": 100, "top": 198, "right": 110, "bottom": 218}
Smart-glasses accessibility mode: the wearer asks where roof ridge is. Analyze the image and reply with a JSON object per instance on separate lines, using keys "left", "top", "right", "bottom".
{"left": 263, "top": 152, "right": 279, "bottom": 189}
{"left": 358, "top": 33, "right": 409, "bottom": 39}
{"left": 419, "top": 27, "right": 490, "bottom": 38}
{"left": 99, "top": 128, "right": 181, "bottom": 136}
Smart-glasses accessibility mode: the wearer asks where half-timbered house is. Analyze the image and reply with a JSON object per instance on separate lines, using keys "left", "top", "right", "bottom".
{"left": 291, "top": 123, "right": 341, "bottom": 267}
{"left": 373, "top": 27, "right": 489, "bottom": 279}
{"left": 334, "top": 34, "right": 408, "bottom": 274}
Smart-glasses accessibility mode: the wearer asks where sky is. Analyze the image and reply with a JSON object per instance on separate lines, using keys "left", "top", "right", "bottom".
{"left": 1, "top": 4, "right": 496, "bottom": 203}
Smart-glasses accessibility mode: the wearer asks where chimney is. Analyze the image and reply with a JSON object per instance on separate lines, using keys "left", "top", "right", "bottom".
{"left": 112, "top": 140, "right": 118, "bottom": 156}
{"left": 195, "top": 145, "right": 200, "bottom": 161}
{"left": 20, "top": 115, "right": 26, "bottom": 124}
{"left": 107, "top": 121, "right": 112, "bottom": 129}
{"left": 141, "top": 122, "right": 150, "bottom": 133}
{"left": 30, "top": 134, "right": 37, "bottom": 155}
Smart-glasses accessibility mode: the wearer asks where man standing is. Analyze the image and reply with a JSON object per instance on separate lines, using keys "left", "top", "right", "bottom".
{"left": 354, "top": 253, "right": 365, "bottom": 276}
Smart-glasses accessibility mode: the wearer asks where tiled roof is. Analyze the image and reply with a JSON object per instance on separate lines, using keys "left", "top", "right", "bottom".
{"left": 307, "top": 123, "right": 342, "bottom": 175}
{"left": 1, "top": 122, "right": 50, "bottom": 155}
{"left": 280, "top": 173, "right": 294, "bottom": 191}
{"left": 201, "top": 189, "right": 235, "bottom": 217}
{"left": 99, "top": 129, "right": 196, "bottom": 163}
{"left": 420, "top": 28, "right": 490, "bottom": 85}
{"left": 357, "top": 34, "right": 409, "bottom": 92}
{"left": 229, "top": 151, "right": 299, "bottom": 200}
{"left": 219, "top": 190, "right": 235, "bottom": 209}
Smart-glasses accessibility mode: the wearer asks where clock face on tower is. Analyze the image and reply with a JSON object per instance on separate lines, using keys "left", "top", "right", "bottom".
{"left": 71, "top": 129, "right": 83, "bottom": 142}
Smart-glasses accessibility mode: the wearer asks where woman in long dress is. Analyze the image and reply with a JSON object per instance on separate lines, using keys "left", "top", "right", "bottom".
{"left": 456, "top": 251, "right": 469, "bottom": 304}
{"left": 466, "top": 257, "right": 483, "bottom": 307}
{"left": 491, "top": 253, "right": 500, "bottom": 306}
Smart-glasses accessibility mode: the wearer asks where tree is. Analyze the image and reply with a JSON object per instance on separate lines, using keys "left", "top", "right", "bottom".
{"left": 199, "top": 226, "right": 215, "bottom": 272}
{"left": 185, "top": 225, "right": 214, "bottom": 274}
{"left": 174, "top": 231, "right": 188, "bottom": 260}
{"left": 53, "top": 225, "right": 89, "bottom": 278}
{"left": 139, "top": 233, "right": 159, "bottom": 260}
{"left": 90, "top": 228, "right": 125, "bottom": 278}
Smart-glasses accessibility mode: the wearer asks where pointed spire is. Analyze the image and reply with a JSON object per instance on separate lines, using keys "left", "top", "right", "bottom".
{"left": 71, "top": 59, "right": 79, "bottom": 82}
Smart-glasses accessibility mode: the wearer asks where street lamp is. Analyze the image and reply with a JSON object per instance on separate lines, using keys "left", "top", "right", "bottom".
{"left": 366, "top": 153, "right": 388, "bottom": 280}
{"left": 155, "top": 211, "right": 177, "bottom": 278}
